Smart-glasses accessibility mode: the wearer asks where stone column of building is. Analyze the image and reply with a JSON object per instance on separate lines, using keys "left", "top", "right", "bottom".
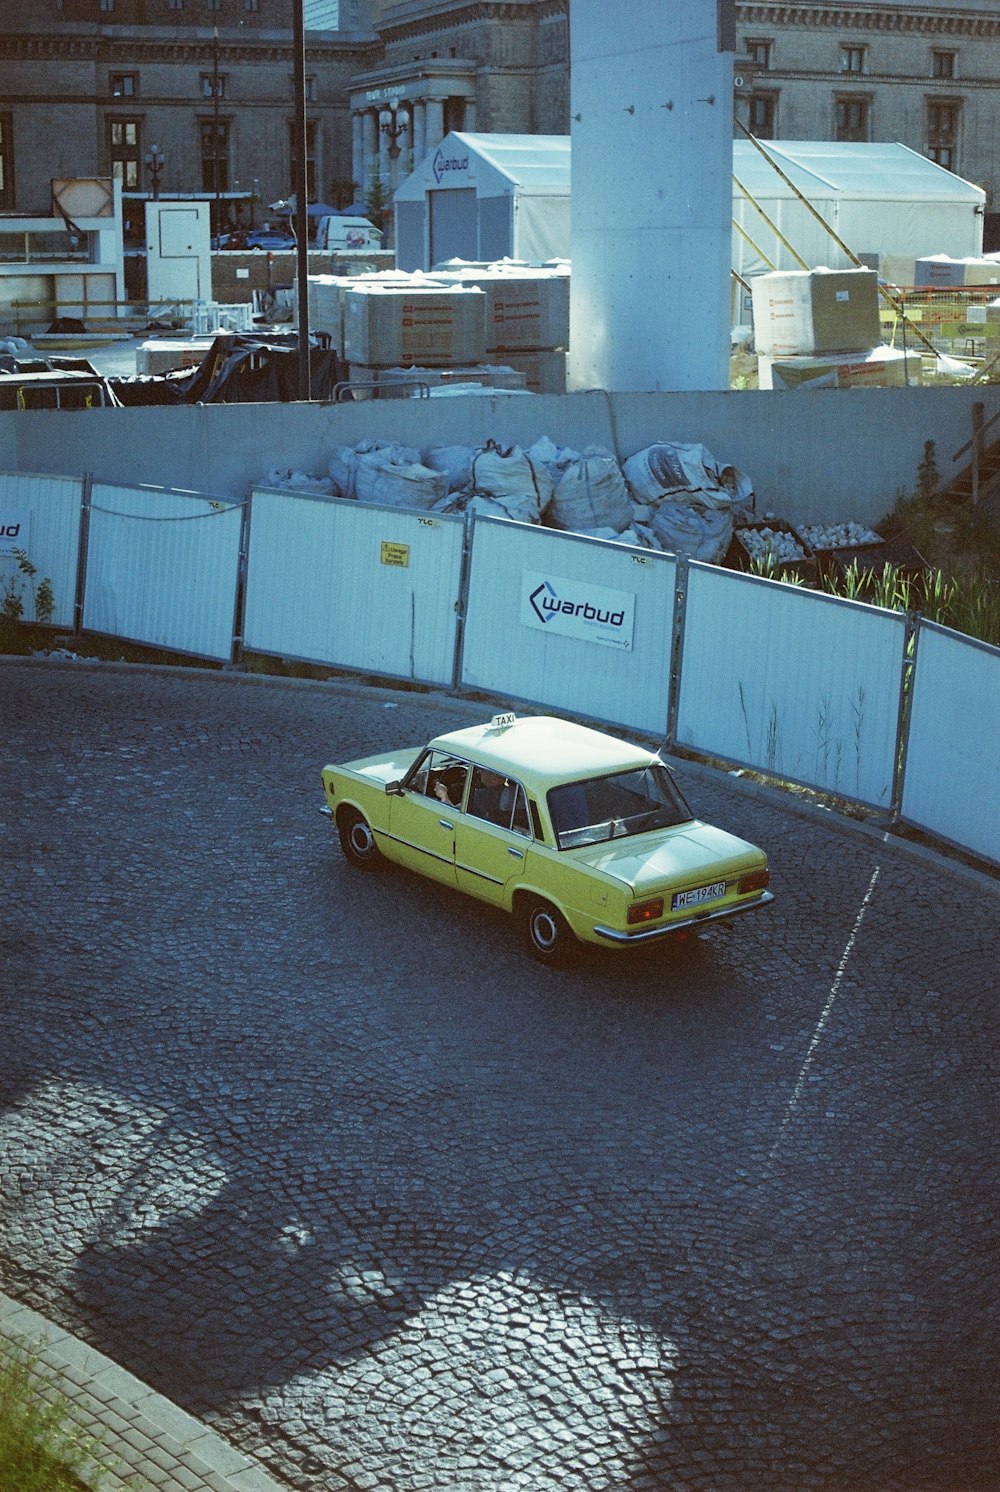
{"left": 463, "top": 99, "right": 476, "bottom": 132}
{"left": 361, "top": 108, "right": 378, "bottom": 200}
{"left": 412, "top": 100, "right": 427, "bottom": 164}
{"left": 424, "top": 97, "right": 445, "bottom": 150}
{"left": 352, "top": 112, "right": 365, "bottom": 198}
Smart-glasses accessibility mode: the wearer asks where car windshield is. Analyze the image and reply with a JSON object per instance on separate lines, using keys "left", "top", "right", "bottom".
{"left": 547, "top": 764, "right": 692, "bottom": 850}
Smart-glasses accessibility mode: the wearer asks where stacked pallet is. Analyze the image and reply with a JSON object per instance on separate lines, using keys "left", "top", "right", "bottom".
{"left": 752, "top": 267, "right": 914, "bottom": 389}
{"left": 427, "top": 263, "right": 570, "bottom": 393}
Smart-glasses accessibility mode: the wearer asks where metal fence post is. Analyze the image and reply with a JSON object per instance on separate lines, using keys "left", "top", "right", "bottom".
{"left": 666, "top": 553, "right": 690, "bottom": 750}
{"left": 890, "top": 608, "right": 920, "bottom": 821}
{"left": 449, "top": 509, "right": 475, "bottom": 693}
{"left": 72, "top": 474, "right": 93, "bottom": 639}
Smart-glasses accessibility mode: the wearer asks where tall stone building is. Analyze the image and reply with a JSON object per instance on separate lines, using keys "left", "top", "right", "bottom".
{"left": 734, "top": 0, "right": 1000, "bottom": 242}
{"left": 0, "top": 0, "right": 997, "bottom": 242}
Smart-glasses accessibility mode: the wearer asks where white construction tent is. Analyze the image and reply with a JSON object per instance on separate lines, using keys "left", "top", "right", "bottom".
{"left": 394, "top": 132, "right": 571, "bottom": 272}
{"left": 732, "top": 139, "right": 985, "bottom": 279}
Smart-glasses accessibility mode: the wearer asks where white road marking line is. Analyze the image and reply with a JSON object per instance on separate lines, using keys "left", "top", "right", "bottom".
{"left": 767, "top": 865, "right": 881, "bottom": 1169}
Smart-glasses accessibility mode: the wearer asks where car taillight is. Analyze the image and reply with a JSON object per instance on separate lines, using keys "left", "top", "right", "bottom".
{"left": 627, "top": 897, "right": 664, "bottom": 925}
{"left": 738, "top": 868, "right": 770, "bottom": 895}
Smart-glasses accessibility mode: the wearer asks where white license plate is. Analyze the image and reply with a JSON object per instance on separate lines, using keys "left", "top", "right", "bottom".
{"left": 672, "top": 880, "right": 726, "bottom": 911}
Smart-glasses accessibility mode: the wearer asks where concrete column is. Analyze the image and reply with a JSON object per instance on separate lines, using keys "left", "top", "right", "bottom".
{"left": 568, "top": 0, "right": 734, "bottom": 392}
{"left": 351, "top": 112, "right": 364, "bottom": 197}
{"left": 412, "top": 99, "right": 427, "bottom": 162}
{"left": 463, "top": 98, "right": 476, "bottom": 132}
{"left": 361, "top": 108, "right": 378, "bottom": 196}
{"left": 425, "top": 96, "right": 445, "bottom": 149}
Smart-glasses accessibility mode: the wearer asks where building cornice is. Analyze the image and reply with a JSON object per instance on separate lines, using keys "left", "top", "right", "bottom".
{"left": 378, "top": 0, "right": 564, "bottom": 43}
{"left": 737, "top": 5, "right": 1000, "bottom": 37}
{"left": 0, "top": 32, "right": 380, "bottom": 66}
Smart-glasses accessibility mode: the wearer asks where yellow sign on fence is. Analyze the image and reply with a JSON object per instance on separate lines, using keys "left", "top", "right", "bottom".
{"left": 380, "top": 541, "right": 410, "bottom": 568}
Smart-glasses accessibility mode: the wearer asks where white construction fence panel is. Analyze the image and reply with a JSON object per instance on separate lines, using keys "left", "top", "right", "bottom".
{"left": 461, "top": 518, "right": 677, "bottom": 737}
{"left": 0, "top": 471, "right": 83, "bottom": 629}
{"left": 84, "top": 482, "right": 243, "bottom": 660}
{"left": 901, "top": 622, "right": 1000, "bottom": 867}
{"left": 677, "top": 565, "right": 905, "bottom": 808}
{"left": 244, "top": 489, "right": 464, "bottom": 685}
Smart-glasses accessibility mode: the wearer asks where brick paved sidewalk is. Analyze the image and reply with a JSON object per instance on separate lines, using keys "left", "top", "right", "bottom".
{"left": 0, "top": 1293, "right": 290, "bottom": 1492}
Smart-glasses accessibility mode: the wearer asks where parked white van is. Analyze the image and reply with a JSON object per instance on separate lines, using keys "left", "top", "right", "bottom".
{"left": 315, "top": 215, "right": 383, "bottom": 251}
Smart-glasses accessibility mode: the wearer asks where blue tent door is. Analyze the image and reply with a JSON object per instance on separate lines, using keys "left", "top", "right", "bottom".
{"left": 429, "top": 188, "right": 477, "bottom": 265}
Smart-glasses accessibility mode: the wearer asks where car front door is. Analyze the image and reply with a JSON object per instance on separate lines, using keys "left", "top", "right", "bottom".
{"left": 385, "top": 750, "right": 466, "bottom": 887}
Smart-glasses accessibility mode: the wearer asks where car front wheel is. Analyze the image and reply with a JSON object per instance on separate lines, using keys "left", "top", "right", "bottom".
{"left": 337, "top": 808, "right": 384, "bottom": 871}
{"left": 520, "top": 897, "right": 575, "bottom": 965}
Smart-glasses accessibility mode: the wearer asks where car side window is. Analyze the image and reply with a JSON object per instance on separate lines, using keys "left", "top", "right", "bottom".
{"left": 412, "top": 750, "right": 468, "bottom": 808}
{"left": 467, "top": 766, "right": 531, "bottom": 837}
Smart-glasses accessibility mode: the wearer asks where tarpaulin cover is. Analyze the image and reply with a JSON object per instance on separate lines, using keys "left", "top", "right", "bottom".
{"left": 108, "top": 334, "right": 343, "bottom": 406}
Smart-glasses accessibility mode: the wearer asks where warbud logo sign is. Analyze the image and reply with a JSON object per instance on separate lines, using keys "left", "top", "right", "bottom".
{"left": 432, "top": 148, "right": 471, "bottom": 186}
{"left": 522, "top": 571, "right": 635, "bottom": 650}
{"left": 0, "top": 510, "right": 29, "bottom": 558}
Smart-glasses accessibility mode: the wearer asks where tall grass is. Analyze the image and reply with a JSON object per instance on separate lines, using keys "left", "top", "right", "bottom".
{"left": 0, "top": 1336, "right": 122, "bottom": 1492}
{"left": 755, "top": 557, "right": 1000, "bottom": 649}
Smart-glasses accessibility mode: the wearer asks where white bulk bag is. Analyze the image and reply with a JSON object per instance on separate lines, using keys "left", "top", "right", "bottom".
{"left": 469, "top": 440, "right": 554, "bottom": 523}
{"left": 547, "top": 450, "right": 632, "bottom": 533}
{"left": 623, "top": 441, "right": 753, "bottom": 516}
{"left": 353, "top": 447, "right": 447, "bottom": 509}
{"left": 650, "top": 500, "right": 733, "bottom": 563}
{"left": 423, "top": 444, "right": 475, "bottom": 494}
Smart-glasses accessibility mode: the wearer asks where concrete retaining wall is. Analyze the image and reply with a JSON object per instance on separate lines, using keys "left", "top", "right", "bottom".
{"left": 0, "top": 385, "right": 996, "bottom": 527}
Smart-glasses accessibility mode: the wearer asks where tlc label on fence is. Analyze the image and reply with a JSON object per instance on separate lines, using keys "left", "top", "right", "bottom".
{"left": 380, "top": 541, "right": 410, "bottom": 568}
{"left": 521, "top": 570, "right": 635, "bottom": 650}
{"left": 0, "top": 510, "right": 29, "bottom": 557}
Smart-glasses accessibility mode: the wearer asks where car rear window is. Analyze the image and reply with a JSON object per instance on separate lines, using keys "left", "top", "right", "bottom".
{"left": 548, "top": 764, "right": 692, "bottom": 849}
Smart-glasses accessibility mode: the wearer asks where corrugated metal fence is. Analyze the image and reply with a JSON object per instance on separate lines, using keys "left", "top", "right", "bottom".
{"left": 3, "top": 469, "right": 997, "bottom": 868}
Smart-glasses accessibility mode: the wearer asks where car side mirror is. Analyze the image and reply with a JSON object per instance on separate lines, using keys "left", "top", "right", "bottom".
{"left": 385, "top": 780, "right": 405, "bottom": 797}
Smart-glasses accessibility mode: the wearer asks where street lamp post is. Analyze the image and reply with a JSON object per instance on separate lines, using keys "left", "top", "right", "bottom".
{"left": 379, "top": 100, "right": 411, "bottom": 169}
{"left": 145, "top": 144, "right": 165, "bottom": 200}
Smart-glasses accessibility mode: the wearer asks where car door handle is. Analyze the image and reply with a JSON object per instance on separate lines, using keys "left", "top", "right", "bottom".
{"left": 507, "top": 846, "right": 524, "bottom": 859}
{"left": 438, "top": 818, "right": 455, "bottom": 829}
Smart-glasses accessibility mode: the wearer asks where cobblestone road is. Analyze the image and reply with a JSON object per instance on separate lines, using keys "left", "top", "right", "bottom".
{"left": 1, "top": 660, "right": 998, "bottom": 1492}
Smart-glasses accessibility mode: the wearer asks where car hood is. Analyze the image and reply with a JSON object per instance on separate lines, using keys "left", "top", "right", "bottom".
{"left": 340, "top": 747, "right": 423, "bottom": 784}
{"left": 570, "top": 820, "right": 765, "bottom": 892}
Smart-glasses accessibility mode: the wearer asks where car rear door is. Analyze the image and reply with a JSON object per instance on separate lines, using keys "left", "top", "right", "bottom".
{"left": 454, "top": 778, "right": 531, "bottom": 906}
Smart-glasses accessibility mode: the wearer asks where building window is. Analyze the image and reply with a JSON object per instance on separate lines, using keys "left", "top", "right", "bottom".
{"left": 200, "top": 119, "right": 229, "bottom": 193}
{"left": 99, "top": 0, "right": 115, "bottom": 10}
{"left": 207, "top": 0, "right": 220, "bottom": 9}
{"left": 110, "top": 74, "right": 137, "bottom": 98}
{"left": 747, "top": 39, "right": 772, "bottom": 69}
{"left": 201, "top": 73, "right": 227, "bottom": 99}
{"left": 748, "top": 93, "right": 776, "bottom": 138}
{"left": 932, "top": 51, "right": 956, "bottom": 80}
{"left": 108, "top": 118, "right": 141, "bottom": 187}
{"left": 839, "top": 45, "right": 865, "bottom": 74}
{"left": 927, "top": 100, "right": 959, "bottom": 171}
{"left": 0, "top": 114, "right": 14, "bottom": 210}
{"left": 835, "top": 97, "right": 869, "bottom": 141}
{"left": 289, "top": 75, "right": 317, "bottom": 101}
{"left": 244, "top": 0, "right": 258, "bottom": 10}
{"left": 287, "top": 119, "right": 317, "bottom": 200}
{"left": 168, "top": 0, "right": 183, "bottom": 9}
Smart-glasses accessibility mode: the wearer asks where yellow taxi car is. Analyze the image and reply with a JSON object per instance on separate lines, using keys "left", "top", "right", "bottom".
{"left": 321, "top": 714, "right": 773, "bottom": 962}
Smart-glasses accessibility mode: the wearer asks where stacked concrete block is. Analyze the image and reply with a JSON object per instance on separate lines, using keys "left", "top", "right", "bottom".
{"left": 429, "top": 264, "right": 570, "bottom": 392}
{"left": 751, "top": 268, "right": 881, "bottom": 357}
{"left": 343, "top": 283, "right": 488, "bottom": 370}
{"left": 751, "top": 267, "right": 912, "bottom": 389}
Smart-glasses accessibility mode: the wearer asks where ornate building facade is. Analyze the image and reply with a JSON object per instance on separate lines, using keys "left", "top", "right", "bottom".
{"left": 0, "top": 1, "right": 997, "bottom": 242}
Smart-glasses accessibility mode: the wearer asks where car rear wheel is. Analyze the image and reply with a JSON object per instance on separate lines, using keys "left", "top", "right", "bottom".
{"left": 338, "top": 808, "right": 384, "bottom": 871}
{"left": 520, "top": 897, "right": 575, "bottom": 965}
